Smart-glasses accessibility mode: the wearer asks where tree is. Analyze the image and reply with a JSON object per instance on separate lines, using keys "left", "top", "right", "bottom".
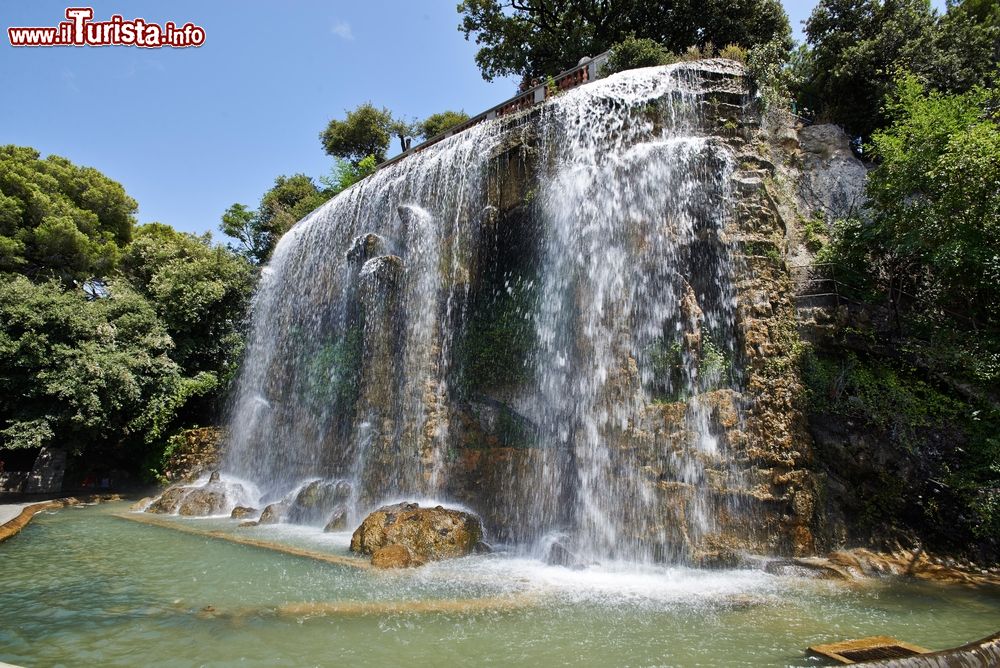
{"left": 320, "top": 103, "right": 394, "bottom": 164}
{"left": 457, "top": 0, "right": 791, "bottom": 82}
{"left": 221, "top": 174, "right": 332, "bottom": 264}
{"left": 801, "top": 0, "right": 998, "bottom": 140}
{"left": 419, "top": 110, "right": 471, "bottom": 139}
{"left": 0, "top": 275, "right": 184, "bottom": 455}
{"left": 865, "top": 74, "right": 999, "bottom": 325}
{"left": 322, "top": 156, "right": 379, "bottom": 194}
{"left": 120, "top": 224, "right": 256, "bottom": 380}
{"left": 0, "top": 145, "right": 136, "bottom": 282}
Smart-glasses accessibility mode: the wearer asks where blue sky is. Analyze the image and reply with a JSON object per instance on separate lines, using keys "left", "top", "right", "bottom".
{"left": 0, "top": 1, "right": 944, "bottom": 238}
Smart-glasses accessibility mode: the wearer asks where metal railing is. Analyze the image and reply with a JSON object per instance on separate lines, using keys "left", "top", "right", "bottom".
{"left": 376, "top": 51, "right": 611, "bottom": 172}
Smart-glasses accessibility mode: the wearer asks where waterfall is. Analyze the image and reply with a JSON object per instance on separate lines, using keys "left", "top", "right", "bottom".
{"left": 222, "top": 61, "right": 751, "bottom": 562}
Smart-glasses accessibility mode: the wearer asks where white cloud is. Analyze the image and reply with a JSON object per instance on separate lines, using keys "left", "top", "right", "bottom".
{"left": 331, "top": 20, "right": 353, "bottom": 40}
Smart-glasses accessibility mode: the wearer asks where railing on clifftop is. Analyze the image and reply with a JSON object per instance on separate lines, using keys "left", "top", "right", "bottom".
{"left": 376, "top": 51, "right": 611, "bottom": 172}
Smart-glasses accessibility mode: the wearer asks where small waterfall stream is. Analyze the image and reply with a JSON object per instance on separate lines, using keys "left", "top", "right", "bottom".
{"left": 222, "top": 61, "right": 750, "bottom": 562}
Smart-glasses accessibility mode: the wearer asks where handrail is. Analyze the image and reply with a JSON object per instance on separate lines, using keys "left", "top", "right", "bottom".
{"left": 376, "top": 51, "right": 612, "bottom": 172}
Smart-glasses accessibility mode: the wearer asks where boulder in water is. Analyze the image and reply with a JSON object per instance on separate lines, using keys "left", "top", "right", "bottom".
{"left": 286, "top": 479, "right": 351, "bottom": 526}
{"left": 323, "top": 506, "right": 348, "bottom": 532}
{"left": 230, "top": 506, "right": 256, "bottom": 519}
{"left": 145, "top": 486, "right": 188, "bottom": 514}
{"left": 178, "top": 487, "right": 228, "bottom": 516}
{"left": 146, "top": 476, "right": 245, "bottom": 517}
{"left": 350, "top": 502, "right": 484, "bottom": 562}
{"left": 258, "top": 502, "right": 287, "bottom": 525}
{"left": 371, "top": 544, "right": 420, "bottom": 569}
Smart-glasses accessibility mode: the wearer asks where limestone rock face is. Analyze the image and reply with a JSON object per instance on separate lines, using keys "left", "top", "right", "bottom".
{"left": 350, "top": 502, "right": 484, "bottom": 562}
{"left": 797, "top": 123, "right": 868, "bottom": 221}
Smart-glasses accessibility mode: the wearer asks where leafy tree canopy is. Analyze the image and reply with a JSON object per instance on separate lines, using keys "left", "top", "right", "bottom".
{"left": 0, "top": 145, "right": 137, "bottom": 282}
{"left": 120, "top": 224, "right": 256, "bottom": 378}
{"left": 320, "top": 103, "right": 394, "bottom": 164}
{"left": 0, "top": 275, "right": 185, "bottom": 454}
{"left": 801, "top": 0, "right": 998, "bottom": 139}
{"left": 457, "top": 0, "right": 791, "bottom": 82}
{"left": 221, "top": 174, "right": 331, "bottom": 265}
{"left": 419, "top": 110, "right": 471, "bottom": 139}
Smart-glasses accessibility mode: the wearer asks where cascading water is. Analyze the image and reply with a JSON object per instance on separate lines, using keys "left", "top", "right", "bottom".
{"left": 526, "top": 66, "right": 742, "bottom": 563}
{"left": 221, "top": 60, "right": 752, "bottom": 562}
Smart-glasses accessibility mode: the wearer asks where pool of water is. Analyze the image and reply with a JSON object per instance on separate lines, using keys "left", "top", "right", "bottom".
{"left": 2, "top": 503, "right": 998, "bottom": 667}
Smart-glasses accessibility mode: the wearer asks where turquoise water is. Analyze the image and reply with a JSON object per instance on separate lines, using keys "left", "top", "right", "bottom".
{"left": 1, "top": 503, "right": 998, "bottom": 667}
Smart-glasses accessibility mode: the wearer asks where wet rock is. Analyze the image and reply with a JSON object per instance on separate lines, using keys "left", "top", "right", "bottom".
{"left": 130, "top": 497, "right": 154, "bottom": 512}
{"left": 350, "top": 502, "right": 484, "bottom": 562}
{"left": 208, "top": 470, "right": 221, "bottom": 484}
{"left": 238, "top": 520, "right": 258, "bottom": 529}
{"left": 230, "top": 506, "right": 257, "bottom": 519}
{"left": 145, "top": 486, "right": 188, "bottom": 514}
{"left": 545, "top": 541, "right": 582, "bottom": 568}
{"left": 371, "top": 544, "right": 416, "bottom": 569}
{"left": 178, "top": 488, "right": 228, "bottom": 516}
{"left": 258, "top": 502, "right": 287, "bottom": 525}
{"left": 323, "top": 507, "right": 348, "bottom": 532}
{"left": 287, "top": 479, "right": 351, "bottom": 526}
{"left": 347, "top": 233, "right": 387, "bottom": 266}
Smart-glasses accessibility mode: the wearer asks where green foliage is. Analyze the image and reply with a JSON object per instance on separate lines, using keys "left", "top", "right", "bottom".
{"left": 800, "top": 0, "right": 998, "bottom": 139}
{"left": 0, "top": 145, "right": 136, "bottom": 282}
{"left": 719, "top": 44, "right": 748, "bottom": 62}
{"left": 0, "top": 275, "right": 181, "bottom": 454}
{"left": 603, "top": 36, "right": 674, "bottom": 75}
{"left": 458, "top": 0, "right": 791, "bottom": 82}
{"left": 802, "top": 349, "right": 1000, "bottom": 543}
{"left": 120, "top": 224, "right": 256, "bottom": 379}
{"left": 746, "top": 36, "right": 795, "bottom": 108}
{"left": 648, "top": 335, "right": 732, "bottom": 402}
{"left": 460, "top": 275, "right": 537, "bottom": 393}
{"left": 221, "top": 173, "right": 332, "bottom": 265}
{"left": 801, "top": 213, "right": 828, "bottom": 252}
{"left": 322, "top": 155, "right": 379, "bottom": 194}
{"left": 319, "top": 103, "right": 394, "bottom": 164}
{"left": 419, "top": 110, "right": 471, "bottom": 140}
{"left": 822, "top": 75, "right": 1000, "bottom": 330}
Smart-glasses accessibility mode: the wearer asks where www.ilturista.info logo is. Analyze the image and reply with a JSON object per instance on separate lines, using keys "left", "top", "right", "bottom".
{"left": 8, "top": 7, "right": 205, "bottom": 48}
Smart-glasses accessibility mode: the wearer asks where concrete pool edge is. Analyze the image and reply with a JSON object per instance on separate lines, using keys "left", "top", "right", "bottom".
{"left": 0, "top": 499, "right": 73, "bottom": 543}
{"left": 112, "top": 511, "right": 374, "bottom": 570}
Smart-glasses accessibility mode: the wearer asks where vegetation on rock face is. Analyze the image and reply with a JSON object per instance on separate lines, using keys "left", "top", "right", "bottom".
{"left": 459, "top": 273, "right": 537, "bottom": 394}
{"left": 457, "top": 0, "right": 791, "bottom": 83}
{"left": 803, "top": 68, "right": 999, "bottom": 556}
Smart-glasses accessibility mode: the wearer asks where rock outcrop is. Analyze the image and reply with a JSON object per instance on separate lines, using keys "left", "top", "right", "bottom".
{"left": 144, "top": 471, "right": 247, "bottom": 517}
{"left": 350, "top": 502, "right": 484, "bottom": 566}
